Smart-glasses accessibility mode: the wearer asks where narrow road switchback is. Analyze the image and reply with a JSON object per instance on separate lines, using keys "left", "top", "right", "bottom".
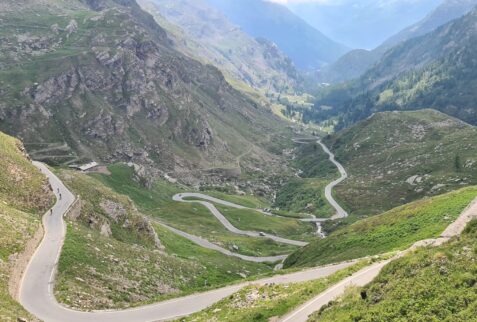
{"left": 19, "top": 162, "right": 355, "bottom": 322}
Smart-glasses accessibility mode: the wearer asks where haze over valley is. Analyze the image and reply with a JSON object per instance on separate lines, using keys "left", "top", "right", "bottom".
{"left": 1, "top": 1, "right": 477, "bottom": 321}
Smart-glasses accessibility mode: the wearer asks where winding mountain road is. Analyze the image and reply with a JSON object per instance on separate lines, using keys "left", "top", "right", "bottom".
{"left": 20, "top": 140, "right": 352, "bottom": 321}
{"left": 19, "top": 162, "right": 356, "bottom": 322}
{"left": 155, "top": 221, "right": 289, "bottom": 263}
{"left": 280, "top": 197, "right": 477, "bottom": 322}
{"left": 19, "top": 146, "right": 477, "bottom": 322}
{"left": 173, "top": 193, "right": 307, "bottom": 247}
{"left": 169, "top": 137, "right": 351, "bottom": 252}
{"left": 293, "top": 138, "right": 349, "bottom": 219}
{"left": 317, "top": 141, "right": 349, "bottom": 219}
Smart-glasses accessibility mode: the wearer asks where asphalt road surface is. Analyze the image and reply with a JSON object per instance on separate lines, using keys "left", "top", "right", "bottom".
{"left": 173, "top": 193, "right": 308, "bottom": 247}
{"left": 19, "top": 162, "right": 355, "bottom": 322}
{"left": 280, "top": 197, "right": 477, "bottom": 322}
{"left": 156, "top": 221, "right": 288, "bottom": 263}
{"left": 20, "top": 160, "right": 477, "bottom": 322}
{"left": 292, "top": 138, "right": 349, "bottom": 219}
{"left": 316, "top": 141, "right": 349, "bottom": 219}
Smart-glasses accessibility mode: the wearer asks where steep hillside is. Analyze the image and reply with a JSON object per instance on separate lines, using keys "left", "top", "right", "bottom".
{"left": 0, "top": 131, "right": 53, "bottom": 321}
{"left": 314, "top": 218, "right": 477, "bottom": 321}
{"left": 360, "top": 8, "right": 477, "bottom": 89}
{"left": 0, "top": 132, "right": 52, "bottom": 213}
{"left": 0, "top": 0, "right": 291, "bottom": 187}
{"left": 316, "top": 49, "right": 381, "bottom": 85}
{"left": 55, "top": 167, "right": 274, "bottom": 310}
{"left": 310, "top": 7, "right": 477, "bottom": 128}
{"left": 326, "top": 110, "right": 477, "bottom": 216}
{"left": 382, "top": 0, "right": 477, "bottom": 50}
{"left": 184, "top": 260, "right": 372, "bottom": 322}
{"left": 319, "top": 0, "right": 477, "bottom": 84}
{"left": 284, "top": 186, "right": 477, "bottom": 268}
{"left": 204, "top": 0, "right": 349, "bottom": 70}
{"left": 137, "top": 0, "right": 300, "bottom": 95}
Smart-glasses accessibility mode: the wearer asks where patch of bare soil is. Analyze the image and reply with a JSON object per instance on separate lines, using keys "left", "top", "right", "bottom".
{"left": 87, "top": 166, "right": 111, "bottom": 175}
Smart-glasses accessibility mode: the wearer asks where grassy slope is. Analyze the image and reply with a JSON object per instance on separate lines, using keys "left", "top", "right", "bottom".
{"left": 284, "top": 186, "right": 477, "bottom": 268}
{"left": 328, "top": 110, "right": 477, "bottom": 216}
{"left": 314, "top": 219, "right": 477, "bottom": 322}
{"left": 0, "top": 204, "right": 41, "bottom": 322}
{"left": 153, "top": 223, "right": 275, "bottom": 286}
{"left": 274, "top": 179, "right": 334, "bottom": 218}
{"left": 0, "top": 132, "right": 53, "bottom": 321}
{"left": 0, "top": 132, "right": 52, "bottom": 213}
{"left": 92, "top": 164, "right": 304, "bottom": 256}
{"left": 197, "top": 191, "right": 269, "bottom": 209}
{"left": 183, "top": 259, "right": 375, "bottom": 322}
{"left": 59, "top": 170, "right": 160, "bottom": 247}
{"left": 273, "top": 140, "right": 337, "bottom": 218}
{"left": 56, "top": 223, "right": 199, "bottom": 309}
{"left": 215, "top": 205, "right": 315, "bottom": 241}
{"left": 56, "top": 169, "right": 273, "bottom": 310}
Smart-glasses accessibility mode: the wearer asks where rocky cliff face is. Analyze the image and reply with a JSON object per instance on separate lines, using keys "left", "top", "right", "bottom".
{"left": 0, "top": 0, "right": 289, "bottom": 183}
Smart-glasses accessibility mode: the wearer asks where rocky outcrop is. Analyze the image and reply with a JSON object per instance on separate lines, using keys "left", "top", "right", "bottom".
{"left": 29, "top": 69, "right": 81, "bottom": 105}
{"left": 99, "top": 199, "right": 162, "bottom": 248}
{"left": 0, "top": 0, "right": 287, "bottom": 188}
{"left": 65, "top": 19, "right": 78, "bottom": 36}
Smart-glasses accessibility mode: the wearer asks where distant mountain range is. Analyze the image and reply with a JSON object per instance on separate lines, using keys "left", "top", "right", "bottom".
{"left": 286, "top": 0, "right": 442, "bottom": 49}
{"left": 204, "top": 0, "right": 349, "bottom": 70}
{"left": 319, "top": 0, "right": 477, "bottom": 83}
{"left": 138, "top": 0, "right": 301, "bottom": 95}
{"left": 308, "top": 5, "right": 477, "bottom": 128}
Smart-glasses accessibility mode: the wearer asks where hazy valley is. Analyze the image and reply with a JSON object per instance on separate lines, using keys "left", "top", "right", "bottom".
{"left": 1, "top": 1, "right": 477, "bottom": 322}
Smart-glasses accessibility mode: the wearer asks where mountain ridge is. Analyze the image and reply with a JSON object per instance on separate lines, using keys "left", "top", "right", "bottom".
{"left": 318, "top": 0, "right": 477, "bottom": 84}
{"left": 307, "top": 6, "right": 477, "bottom": 128}
{"left": 204, "top": 0, "right": 349, "bottom": 70}
{"left": 0, "top": 0, "right": 292, "bottom": 190}
{"left": 138, "top": 0, "right": 301, "bottom": 95}
{"left": 286, "top": 0, "right": 441, "bottom": 49}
